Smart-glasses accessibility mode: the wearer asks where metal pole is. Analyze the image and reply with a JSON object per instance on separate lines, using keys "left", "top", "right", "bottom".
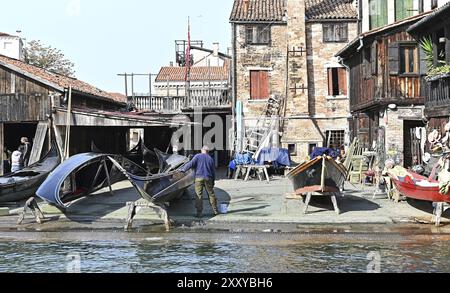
{"left": 124, "top": 73, "right": 128, "bottom": 97}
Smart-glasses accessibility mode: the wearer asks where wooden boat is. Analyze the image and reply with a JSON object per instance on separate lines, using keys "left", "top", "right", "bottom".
{"left": 0, "top": 143, "right": 61, "bottom": 203}
{"left": 35, "top": 153, "right": 138, "bottom": 210}
{"left": 390, "top": 172, "right": 450, "bottom": 226}
{"left": 109, "top": 155, "right": 194, "bottom": 204}
{"left": 288, "top": 156, "right": 348, "bottom": 194}
{"left": 36, "top": 148, "right": 193, "bottom": 210}
{"left": 390, "top": 172, "right": 449, "bottom": 203}
{"left": 287, "top": 156, "right": 348, "bottom": 214}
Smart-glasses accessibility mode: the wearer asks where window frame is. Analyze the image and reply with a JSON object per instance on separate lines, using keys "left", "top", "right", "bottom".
{"left": 245, "top": 25, "right": 272, "bottom": 46}
{"left": 398, "top": 43, "right": 419, "bottom": 76}
{"left": 323, "top": 23, "right": 349, "bottom": 43}
{"left": 327, "top": 67, "right": 348, "bottom": 97}
{"left": 325, "top": 130, "right": 346, "bottom": 150}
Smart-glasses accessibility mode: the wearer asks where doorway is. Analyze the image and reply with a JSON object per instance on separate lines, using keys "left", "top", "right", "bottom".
{"left": 403, "top": 120, "right": 426, "bottom": 168}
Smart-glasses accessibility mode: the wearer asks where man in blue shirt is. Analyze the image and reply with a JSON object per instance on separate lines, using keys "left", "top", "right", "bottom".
{"left": 181, "top": 146, "right": 218, "bottom": 218}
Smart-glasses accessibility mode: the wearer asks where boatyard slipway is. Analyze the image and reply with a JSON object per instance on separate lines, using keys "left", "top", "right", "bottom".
{"left": 0, "top": 171, "right": 448, "bottom": 233}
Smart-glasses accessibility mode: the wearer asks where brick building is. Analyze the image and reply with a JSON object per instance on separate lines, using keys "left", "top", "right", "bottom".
{"left": 230, "top": 0, "right": 358, "bottom": 162}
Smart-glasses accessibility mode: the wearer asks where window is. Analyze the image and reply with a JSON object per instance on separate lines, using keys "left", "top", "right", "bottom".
{"left": 399, "top": 45, "right": 419, "bottom": 74}
{"left": 369, "top": 0, "right": 388, "bottom": 30}
{"left": 326, "top": 131, "right": 346, "bottom": 149}
{"left": 245, "top": 25, "right": 271, "bottom": 45}
{"left": 308, "top": 144, "right": 318, "bottom": 156}
{"left": 395, "top": 0, "right": 414, "bottom": 21}
{"left": 288, "top": 144, "right": 297, "bottom": 156}
{"left": 323, "top": 23, "right": 348, "bottom": 43}
{"left": 327, "top": 68, "right": 347, "bottom": 96}
{"left": 250, "top": 70, "right": 270, "bottom": 100}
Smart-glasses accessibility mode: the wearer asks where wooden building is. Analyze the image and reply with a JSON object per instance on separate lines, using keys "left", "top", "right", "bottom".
{"left": 0, "top": 54, "right": 176, "bottom": 175}
{"left": 336, "top": 12, "right": 433, "bottom": 167}
{"left": 408, "top": 3, "right": 450, "bottom": 134}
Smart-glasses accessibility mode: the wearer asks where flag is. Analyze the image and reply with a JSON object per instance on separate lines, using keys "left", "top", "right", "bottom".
{"left": 185, "top": 17, "right": 191, "bottom": 82}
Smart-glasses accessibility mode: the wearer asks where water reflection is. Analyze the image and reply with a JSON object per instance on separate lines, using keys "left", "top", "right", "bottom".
{"left": 1, "top": 233, "right": 450, "bottom": 273}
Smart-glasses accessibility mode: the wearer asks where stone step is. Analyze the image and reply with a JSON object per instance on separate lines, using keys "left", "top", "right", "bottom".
{"left": 0, "top": 208, "right": 10, "bottom": 217}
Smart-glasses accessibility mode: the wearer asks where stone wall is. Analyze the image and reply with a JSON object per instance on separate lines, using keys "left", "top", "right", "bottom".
{"left": 281, "top": 21, "right": 358, "bottom": 162}
{"left": 235, "top": 23, "right": 288, "bottom": 124}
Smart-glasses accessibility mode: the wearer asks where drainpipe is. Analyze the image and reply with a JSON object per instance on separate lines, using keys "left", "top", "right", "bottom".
{"left": 337, "top": 56, "right": 353, "bottom": 148}
{"left": 357, "top": 36, "right": 364, "bottom": 52}
{"left": 231, "top": 22, "right": 237, "bottom": 155}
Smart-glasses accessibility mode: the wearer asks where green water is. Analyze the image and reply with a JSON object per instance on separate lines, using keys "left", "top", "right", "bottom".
{"left": 0, "top": 232, "right": 449, "bottom": 273}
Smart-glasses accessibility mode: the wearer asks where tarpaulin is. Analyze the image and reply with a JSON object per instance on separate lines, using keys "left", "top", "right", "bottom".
{"left": 310, "top": 148, "right": 340, "bottom": 160}
{"left": 256, "top": 148, "right": 291, "bottom": 168}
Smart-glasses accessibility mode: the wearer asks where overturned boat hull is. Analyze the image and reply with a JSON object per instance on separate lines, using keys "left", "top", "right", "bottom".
{"left": 109, "top": 155, "right": 195, "bottom": 204}
{"left": 0, "top": 144, "right": 61, "bottom": 203}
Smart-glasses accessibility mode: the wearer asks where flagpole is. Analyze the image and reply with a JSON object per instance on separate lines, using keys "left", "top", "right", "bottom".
{"left": 185, "top": 17, "right": 191, "bottom": 106}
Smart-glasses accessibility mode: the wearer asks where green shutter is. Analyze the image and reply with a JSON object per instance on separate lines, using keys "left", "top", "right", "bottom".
{"left": 396, "top": 0, "right": 414, "bottom": 21}
{"left": 379, "top": 0, "right": 388, "bottom": 27}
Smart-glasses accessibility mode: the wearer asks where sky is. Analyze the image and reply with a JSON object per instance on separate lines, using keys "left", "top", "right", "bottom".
{"left": 0, "top": 0, "right": 234, "bottom": 94}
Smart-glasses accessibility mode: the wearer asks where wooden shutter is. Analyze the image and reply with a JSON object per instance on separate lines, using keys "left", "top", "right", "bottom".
{"left": 259, "top": 71, "right": 269, "bottom": 99}
{"left": 338, "top": 68, "right": 348, "bottom": 96}
{"left": 250, "top": 71, "right": 269, "bottom": 100}
{"left": 371, "top": 42, "right": 378, "bottom": 75}
{"left": 250, "top": 71, "right": 259, "bottom": 100}
{"left": 0, "top": 123, "right": 3, "bottom": 176}
{"left": 245, "top": 26, "right": 253, "bottom": 44}
{"left": 323, "top": 24, "right": 332, "bottom": 42}
{"left": 419, "top": 46, "right": 428, "bottom": 75}
{"left": 389, "top": 42, "right": 400, "bottom": 75}
{"left": 327, "top": 68, "right": 333, "bottom": 96}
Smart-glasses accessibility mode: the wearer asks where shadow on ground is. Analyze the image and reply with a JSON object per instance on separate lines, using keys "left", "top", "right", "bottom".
{"left": 301, "top": 194, "right": 381, "bottom": 215}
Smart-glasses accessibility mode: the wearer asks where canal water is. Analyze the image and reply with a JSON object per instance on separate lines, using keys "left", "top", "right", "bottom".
{"left": 1, "top": 231, "right": 450, "bottom": 273}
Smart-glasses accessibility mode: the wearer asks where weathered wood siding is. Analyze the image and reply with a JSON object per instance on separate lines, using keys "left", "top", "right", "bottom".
{"left": 0, "top": 66, "right": 51, "bottom": 122}
{"left": 349, "top": 30, "right": 426, "bottom": 113}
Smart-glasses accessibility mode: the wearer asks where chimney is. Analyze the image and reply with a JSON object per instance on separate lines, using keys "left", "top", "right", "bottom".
{"left": 213, "top": 42, "right": 219, "bottom": 57}
{"left": 169, "top": 61, "right": 174, "bottom": 67}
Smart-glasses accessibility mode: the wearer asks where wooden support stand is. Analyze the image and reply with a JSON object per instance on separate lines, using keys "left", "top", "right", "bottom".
{"left": 125, "top": 200, "right": 171, "bottom": 232}
{"left": 17, "top": 197, "right": 45, "bottom": 225}
{"left": 302, "top": 192, "right": 342, "bottom": 215}
{"left": 433, "top": 202, "right": 450, "bottom": 227}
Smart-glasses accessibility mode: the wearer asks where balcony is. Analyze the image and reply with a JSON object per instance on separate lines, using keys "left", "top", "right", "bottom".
{"left": 425, "top": 74, "right": 450, "bottom": 116}
{"left": 131, "top": 86, "right": 232, "bottom": 113}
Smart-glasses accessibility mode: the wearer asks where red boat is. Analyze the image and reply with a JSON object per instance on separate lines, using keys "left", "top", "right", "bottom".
{"left": 390, "top": 171, "right": 450, "bottom": 226}
{"left": 390, "top": 172, "right": 450, "bottom": 203}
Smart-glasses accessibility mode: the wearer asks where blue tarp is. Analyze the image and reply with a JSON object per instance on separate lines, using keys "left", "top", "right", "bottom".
{"left": 229, "top": 148, "right": 291, "bottom": 170}
{"left": 256, "top": 148, "right": 291, "bottom": 168}
{"left": 310, "top": 147, "right": 340, "bottom": 160}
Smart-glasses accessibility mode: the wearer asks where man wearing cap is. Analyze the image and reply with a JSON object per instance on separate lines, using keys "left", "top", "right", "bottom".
{"left": 180, "top": 146, "right": 218, "bottom": 218}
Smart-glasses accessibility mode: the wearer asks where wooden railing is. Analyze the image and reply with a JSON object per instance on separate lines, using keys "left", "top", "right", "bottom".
{"left": 426, "top": 74, "right": 450, "bottom": 108}
{"left": 132, "top": 86, "right": 232, "bottom": 113}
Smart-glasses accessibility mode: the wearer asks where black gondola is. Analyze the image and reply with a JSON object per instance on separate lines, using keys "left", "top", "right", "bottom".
{"left": 0, "top": 143, "right": 61, "bottom": 203}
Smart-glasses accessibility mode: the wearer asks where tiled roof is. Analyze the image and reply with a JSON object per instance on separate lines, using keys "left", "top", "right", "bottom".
{"left": 230, "top": 0, "right": 287, "bottom": 22}
{"left": 306, "top": 0, "right": 357, "bottom": 20}
{"left": 155, "top": 66, "right": 229, "bottom": 82}
{"left": 0, "top": 54, "right": 125, "bottom": 104}
{"left": 229, "top": 0, "right": 357, "bottom": 22}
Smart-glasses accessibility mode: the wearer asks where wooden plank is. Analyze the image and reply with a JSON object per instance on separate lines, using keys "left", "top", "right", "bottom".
{"left": 28, "top": 121, "right": 49, "bottom": 165}
{"left": 0, "top": 123, "right": 3, "bottom": 176}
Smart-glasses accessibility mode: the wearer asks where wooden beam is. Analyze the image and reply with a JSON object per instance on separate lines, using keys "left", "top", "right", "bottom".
{"left": 445, "top": 25, "right": 450, "bottom": 64}
{"left": 0, "top": 123, "right": 3, "bottom": 176}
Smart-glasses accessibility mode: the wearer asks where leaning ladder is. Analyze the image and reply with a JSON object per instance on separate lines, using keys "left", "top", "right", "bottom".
{"left": 243, "top": 97, "right": 281, "bottom": 158}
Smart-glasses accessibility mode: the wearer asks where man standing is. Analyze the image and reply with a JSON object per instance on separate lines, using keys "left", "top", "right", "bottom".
{"left": 181, "top": 146, "right": 218, "bottom": 218}
{"left": 21, "top": 137, "right": 32, "bottom": 167}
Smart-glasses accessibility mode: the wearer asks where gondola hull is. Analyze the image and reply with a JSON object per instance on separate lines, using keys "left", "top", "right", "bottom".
{"left": 109, "top": 156, "right": 195, "bottom": 204}
{"left": 287, "top": 156, "right": 347, "bottom": 195}
{"left": 0, "top": 145, "right": 61, "bottom": 203}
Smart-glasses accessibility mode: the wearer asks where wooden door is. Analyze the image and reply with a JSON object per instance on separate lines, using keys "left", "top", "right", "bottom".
{"left": 0, "top": 123, "right": 3, "bottom": 176}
